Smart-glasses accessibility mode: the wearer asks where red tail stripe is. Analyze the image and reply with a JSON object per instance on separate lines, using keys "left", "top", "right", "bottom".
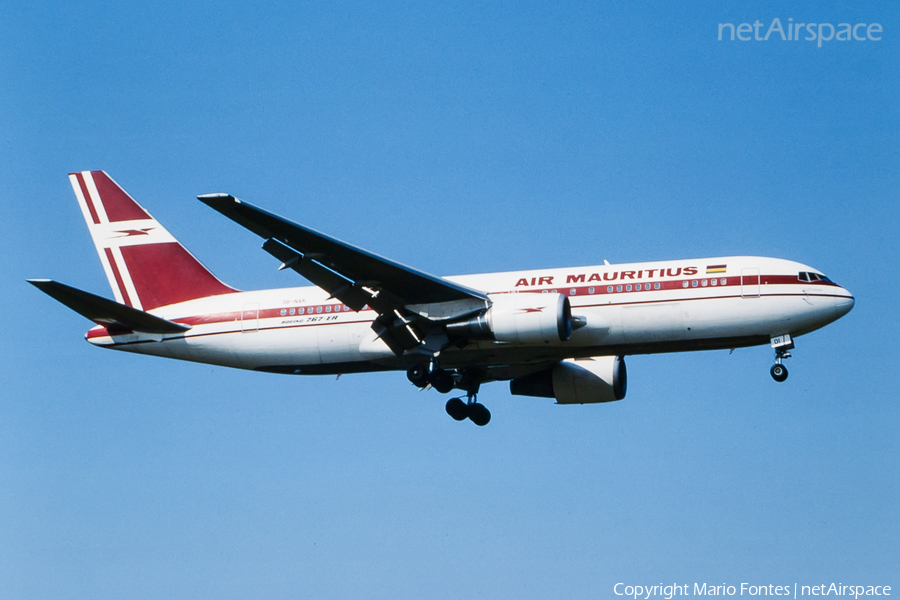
{"left": 104, "top": 248, "right": 133, "bottom": 306}
{"left": 75, "top": 173, "right": 101, "bottom": 225}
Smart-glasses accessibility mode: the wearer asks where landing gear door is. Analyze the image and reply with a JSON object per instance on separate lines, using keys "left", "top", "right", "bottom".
{"left": 741, "top": 268, "right": 760, "bottom": 298}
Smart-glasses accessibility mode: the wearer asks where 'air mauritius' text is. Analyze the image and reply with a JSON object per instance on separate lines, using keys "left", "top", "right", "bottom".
{"left": 514, "top": 266, "right": 699, "bottom": 288}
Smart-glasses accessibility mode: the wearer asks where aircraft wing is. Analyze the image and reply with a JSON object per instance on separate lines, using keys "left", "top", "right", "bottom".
{"left": 28, "top": 279, "right": 190, "bottom": 334}
{"left": 198, "top": 194, "right": 489, "bottom": 354}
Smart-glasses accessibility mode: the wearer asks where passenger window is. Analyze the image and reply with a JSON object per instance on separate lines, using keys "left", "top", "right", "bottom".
{"left": 325, "top": 305, "right": 331, "bottom": 313}
{"left": 720, "top": 278, "right": 727, "bottom": 285}
{"left": 682, "top": 281, "right": 689, "bottom": 288}
{"left": 635, "top": 284, "right": 642, "bottom": 291}
{"left": 588, "top": 287, "right": 595, "bottom": 294}
{"left": 570, "top": 288, "right": 576, "bottom": 295}
{"left": 711, "top": 279, "right": 718, "bottom": 286}
{"left": 607, "top": 286, "right": 613, "bottom": 293}
{"left": 654, "top": 283, "right": 660, "bottom": 290}
{"left": 616, "top": 285, "right": 623, "bottom": 292}
{"left": 692, "top": 280, "right": 698, "bottom": 287}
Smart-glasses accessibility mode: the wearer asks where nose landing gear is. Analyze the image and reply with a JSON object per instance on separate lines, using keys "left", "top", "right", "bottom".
{"left": 770, "top": 362, "right": 788, "bottom": 382}
{"left": 770, "top": 334, "right": 793, "bottom": 382}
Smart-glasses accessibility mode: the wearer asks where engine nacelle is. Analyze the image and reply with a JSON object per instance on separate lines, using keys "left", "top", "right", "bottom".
{"left": 446, "top": 292, "right": 572, "bottom": 344}
{"left": 509, "top": 356, "right": 627, "bottom": 404}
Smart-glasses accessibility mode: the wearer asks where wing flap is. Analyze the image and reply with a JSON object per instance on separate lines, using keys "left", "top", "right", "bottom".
{"left": 262, "top": 238, "right": 372, "bottom": 311}
{"left": 28, "top": 279, "right": 190, "bottom": 334}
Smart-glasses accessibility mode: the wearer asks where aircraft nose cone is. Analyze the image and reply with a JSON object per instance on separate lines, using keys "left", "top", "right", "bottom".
{"left": 834, "top": 291, "right": 855, "bottom": 318}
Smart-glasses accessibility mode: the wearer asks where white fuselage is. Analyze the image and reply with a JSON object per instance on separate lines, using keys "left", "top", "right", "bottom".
{"left": 85, "top": 256, "right": 854, "bottom": 377}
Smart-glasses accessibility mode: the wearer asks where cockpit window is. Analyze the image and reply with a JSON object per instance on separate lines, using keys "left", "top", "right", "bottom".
{"left": 798, "top": 271, "right": 832, "bottom": 283}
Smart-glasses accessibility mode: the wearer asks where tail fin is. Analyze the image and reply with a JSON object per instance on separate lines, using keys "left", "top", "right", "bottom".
{"left": 69, "top": 171, "right": 238, "bottom": 311}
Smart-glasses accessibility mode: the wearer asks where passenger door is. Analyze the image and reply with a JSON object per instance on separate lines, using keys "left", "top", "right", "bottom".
{"left": 741, "top": 268, "right": 760, "bottom": 298}
{"left": 241, "top": 302, "right": 259, "bottom": 332}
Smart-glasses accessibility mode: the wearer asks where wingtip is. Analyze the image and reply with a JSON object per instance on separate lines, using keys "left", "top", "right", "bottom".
{"left": 197, "top": 193, "right": 240, "bottom": 204}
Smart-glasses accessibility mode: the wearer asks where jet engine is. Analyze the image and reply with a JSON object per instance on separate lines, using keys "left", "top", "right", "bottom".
{"left": 445, "top": 292, "right": 573, "bottom": 343}
{"left": 509, "top": 356, "right": 627, "bottom": 404}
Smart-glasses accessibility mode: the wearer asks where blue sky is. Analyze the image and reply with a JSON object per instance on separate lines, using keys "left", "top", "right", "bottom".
{"left": 1, "top": 1, "right": 897, "bottom": 598}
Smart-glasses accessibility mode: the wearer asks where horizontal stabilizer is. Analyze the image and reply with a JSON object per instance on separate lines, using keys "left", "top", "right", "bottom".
{"left": 28, "top": 279, "right": 191, "bottom": 334}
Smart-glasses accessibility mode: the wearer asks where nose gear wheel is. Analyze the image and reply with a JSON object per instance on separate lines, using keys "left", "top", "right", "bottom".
{"left": 769, "top": 334, "right": 793, "bottom": 383}
{"left": 770, "top": 363, "right": 788, "bottom": 382}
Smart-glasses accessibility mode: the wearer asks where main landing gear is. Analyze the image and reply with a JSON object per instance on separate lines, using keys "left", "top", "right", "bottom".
{"left": 406, "top": 363, "right": 454, "bottom": 393}
{"left": 445, "top": 395, "right": 491, "bottom": 426}
{"left": 407, "top": 364, "right": 490, "bottom": 426}
{"left": 770, "top": 334, "right": 793, "bottom": 383}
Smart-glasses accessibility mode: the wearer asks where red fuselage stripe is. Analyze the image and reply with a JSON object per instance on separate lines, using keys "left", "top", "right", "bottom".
{"left": 85, "top": 275, "right": 844, "bottom": 339}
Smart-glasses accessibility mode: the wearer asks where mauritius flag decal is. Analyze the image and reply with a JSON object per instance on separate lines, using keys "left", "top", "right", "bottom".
{"left": 706, "top": 264, "right": 727, "bottom": 274}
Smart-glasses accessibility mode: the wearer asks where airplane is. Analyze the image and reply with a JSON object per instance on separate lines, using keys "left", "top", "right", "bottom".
{"left": 30, "top": 171, "right": 855, "bottom": 426}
